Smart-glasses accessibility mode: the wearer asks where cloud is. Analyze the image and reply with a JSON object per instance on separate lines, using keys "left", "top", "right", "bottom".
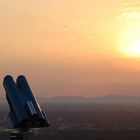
{"left": 118, "top": 11, "right": 140, "bottom": 20}
{"left": 118, "top": 1, "right": 140, "bottom": 20}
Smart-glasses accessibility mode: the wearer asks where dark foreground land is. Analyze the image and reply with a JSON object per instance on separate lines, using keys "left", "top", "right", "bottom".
{"left": 1, "top": 103, "right": 140, "bottom": 140}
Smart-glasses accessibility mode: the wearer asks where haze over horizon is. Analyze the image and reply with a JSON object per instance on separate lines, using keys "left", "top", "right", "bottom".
{"left": 1, "top": 0, "right": 140, "bottom": 97}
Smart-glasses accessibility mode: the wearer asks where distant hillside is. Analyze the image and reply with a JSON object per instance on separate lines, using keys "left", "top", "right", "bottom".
{"left": 92, "top": 95, "right": 140, "bottom": 104}
{"left": 46, "top": 95, "right": 140, "bottom": 104}
{"left": 1, "top": 95, "right": 140, "bottom": 105}
{"left": 46, "top": 96, "right": 87, "bottom": 104}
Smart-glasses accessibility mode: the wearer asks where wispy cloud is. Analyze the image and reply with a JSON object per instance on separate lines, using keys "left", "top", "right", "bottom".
{"left": 118, "top": 11, "right": 140, "bottom": 20}
{"left": 118, "top": 1, "right": 140, "bottom": 20}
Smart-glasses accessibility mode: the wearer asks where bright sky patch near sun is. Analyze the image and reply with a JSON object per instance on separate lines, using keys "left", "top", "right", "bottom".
{"left": 118, "top": 22, "right": 140, "bottom": 57}
{"left": 117, "top": 0, "right": 140, "bottom": 57}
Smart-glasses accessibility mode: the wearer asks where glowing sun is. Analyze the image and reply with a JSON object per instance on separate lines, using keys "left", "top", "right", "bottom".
{"left": 119, "top": 23, "right": 140, "bottom": 57}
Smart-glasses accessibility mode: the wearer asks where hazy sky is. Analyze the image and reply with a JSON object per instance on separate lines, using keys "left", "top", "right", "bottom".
{"left": 1, "top": 0, "right": 140, "bottom": 97}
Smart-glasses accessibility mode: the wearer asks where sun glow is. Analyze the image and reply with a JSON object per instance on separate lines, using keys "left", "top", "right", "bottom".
{"left": 119, "top": 22, "right": 140, "bottom": 57}
{"left": 122, "top": 41, "right": 140, "bottom": 56}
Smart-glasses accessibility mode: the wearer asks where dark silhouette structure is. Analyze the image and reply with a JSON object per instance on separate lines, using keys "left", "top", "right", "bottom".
{"left": 3, "top": 75, "right": 49, "bottom": 139}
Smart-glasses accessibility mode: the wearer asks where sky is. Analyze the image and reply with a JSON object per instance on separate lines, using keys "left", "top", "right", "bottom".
{"left": 1, "top": 0, "right": 140, "bottom": 97}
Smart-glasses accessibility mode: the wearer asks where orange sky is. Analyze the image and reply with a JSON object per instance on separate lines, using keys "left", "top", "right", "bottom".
{"left": 1, "top": 0, "right": 140, "bottom": 97}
